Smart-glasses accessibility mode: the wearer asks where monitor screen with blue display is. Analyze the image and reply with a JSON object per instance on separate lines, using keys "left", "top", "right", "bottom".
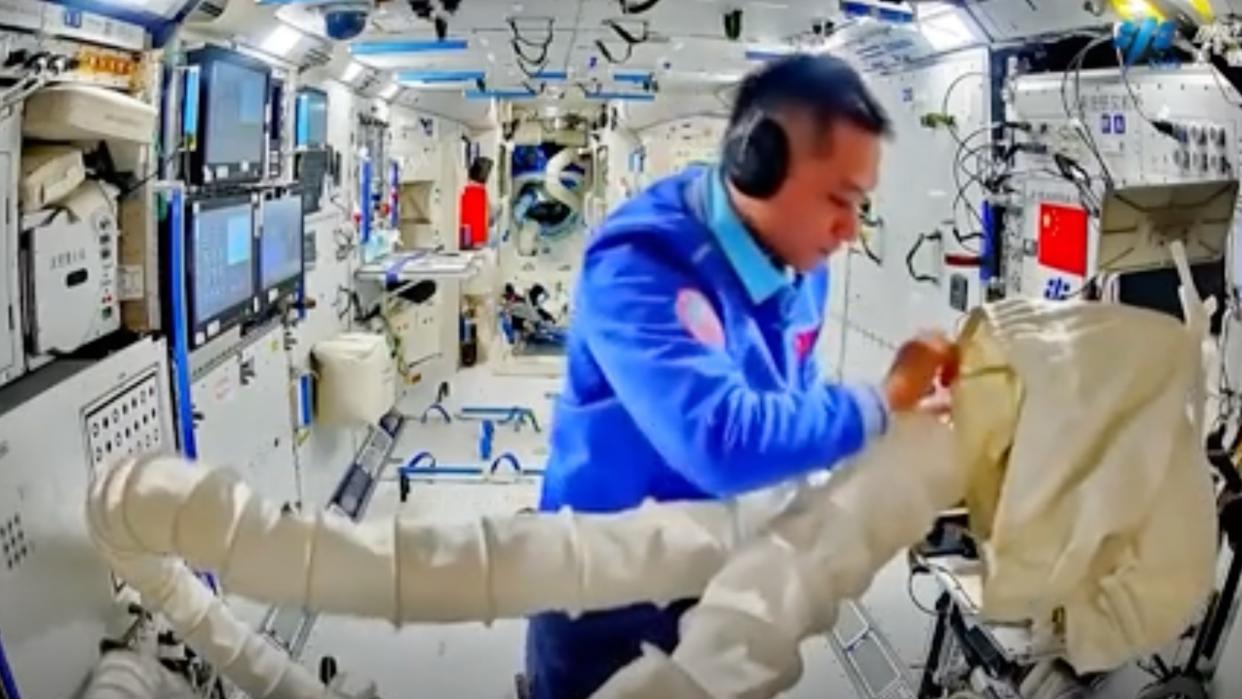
{"left": 206, "top": 59, "right": 266, "bottom": 166}
{"left": 261, "top": 193, "right": 304, "bottom": 294}
{"left": 295, "top": 88, "right": 328, "bottom": 148}
{"left": 193, "top": 200, "right": 255, "bottom": 327}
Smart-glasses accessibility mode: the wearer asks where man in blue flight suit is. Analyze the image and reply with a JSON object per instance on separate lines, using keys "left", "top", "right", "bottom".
{"left": 526, "top": 54, "right": 958, "bottom": 698}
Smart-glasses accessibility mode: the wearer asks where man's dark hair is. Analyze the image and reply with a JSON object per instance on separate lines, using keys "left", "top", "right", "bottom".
{"left": 468, "top": 156, "right": 494, "bottom": 184}
{"left": 728, "top": 53, "right": 891, "bottom": 139}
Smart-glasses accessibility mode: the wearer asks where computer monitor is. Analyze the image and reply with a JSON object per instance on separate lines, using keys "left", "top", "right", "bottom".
{"left": 187, "top": 195, "right": 257, "bottom": 345}
{"left": 260, "top": 192, "right": 304, "bottom": 304}
{"left": 295, "top": 88, "right": 328, "bottom": 149}
{"left": 187, "top": 46, "right": 270, "bottom": 184}
{"left": 295, "top": 149, "right": 329, "bottom": 214}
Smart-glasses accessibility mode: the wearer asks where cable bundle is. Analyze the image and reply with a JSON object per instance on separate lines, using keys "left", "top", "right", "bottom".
{"left": 509, "top": 16, "right": 555, "bottom": 79}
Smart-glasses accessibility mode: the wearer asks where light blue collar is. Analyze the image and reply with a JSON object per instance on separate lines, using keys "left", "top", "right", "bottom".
{"left": 703, "top": 169, "right": 788, "bottom": 304}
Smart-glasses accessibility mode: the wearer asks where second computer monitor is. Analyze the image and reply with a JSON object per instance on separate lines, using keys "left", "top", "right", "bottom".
{"left": 189, "top": 195, "right": 257, "bottom": 345}
{"left": 260, "top": 192, "right": 304, "bottom": 304}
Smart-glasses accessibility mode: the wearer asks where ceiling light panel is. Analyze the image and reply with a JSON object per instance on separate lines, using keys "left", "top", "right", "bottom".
{"left": 350, "top": 39, "right": 470, "bottom": 55}
{"left": 342, "top": 62, "right": 364, "bottom": 82}
{"left": 260, "top": 23, "right": 302, "bottom": 56}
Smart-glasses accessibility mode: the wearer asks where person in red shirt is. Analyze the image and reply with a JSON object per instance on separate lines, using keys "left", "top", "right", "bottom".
{"left": 460, "top": 156, "right": 493, "bottom": 249}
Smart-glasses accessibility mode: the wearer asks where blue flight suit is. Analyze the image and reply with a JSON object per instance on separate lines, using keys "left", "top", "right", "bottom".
{"left": 526, "top": 166, "right": 887, "bottom": 699}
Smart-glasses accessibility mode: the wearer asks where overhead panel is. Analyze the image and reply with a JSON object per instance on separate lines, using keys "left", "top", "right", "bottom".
{"left": 964, "top": 0, "right": 1114, "bottom": 40}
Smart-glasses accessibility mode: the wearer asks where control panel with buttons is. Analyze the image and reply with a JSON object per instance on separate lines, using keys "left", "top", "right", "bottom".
{"left": 84, "top": 370, "right": 165, "bottom": 470}
{"left": 1007, "top": 64, "right": 1241, "bottom": 301}
{"left": 1013, "top": 68, "right": 1240, "bottom": 188}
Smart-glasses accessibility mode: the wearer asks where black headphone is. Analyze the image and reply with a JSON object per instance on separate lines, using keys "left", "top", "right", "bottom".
{"left": 722, "top": 111, "right": 790, "bottom": 200}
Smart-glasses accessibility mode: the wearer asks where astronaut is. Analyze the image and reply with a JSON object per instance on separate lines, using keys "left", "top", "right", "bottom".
{"left": 526, "top": 54, "right": 958, "bottom": 698}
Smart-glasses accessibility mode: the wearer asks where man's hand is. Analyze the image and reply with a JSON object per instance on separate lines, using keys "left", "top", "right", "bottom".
{"left": 884, "top": 331, "right": 959, "bottom": 413}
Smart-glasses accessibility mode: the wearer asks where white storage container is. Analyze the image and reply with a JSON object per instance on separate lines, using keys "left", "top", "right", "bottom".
{"left": 20, "top": 145, "right": 85, "bottom": 212}
{"left": 23, "top": 84, "right": 157, "bottom": 144}
{"left": 312, "top": 333, "right": 396, "bottom": 426}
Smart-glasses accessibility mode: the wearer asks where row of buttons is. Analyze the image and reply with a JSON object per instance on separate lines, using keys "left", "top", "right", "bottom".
{"left": 2, "top": 513, "right": 29, "bottom": 572}
{"left": 1173, "top": 123, "right": 1229, "bottom": 147}
{"left": 1174, "top": 150, "right": 1232, "bottom": 175}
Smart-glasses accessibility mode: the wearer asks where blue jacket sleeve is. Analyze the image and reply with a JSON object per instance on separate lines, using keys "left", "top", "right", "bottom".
{"left": 579, "top": 242, "right": 887, "bottom": 498}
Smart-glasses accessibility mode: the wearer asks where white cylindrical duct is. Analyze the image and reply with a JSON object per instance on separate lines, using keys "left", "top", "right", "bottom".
{"left": 545, "top": 146, "right": 584, "bottom": 212}
{"left": 81, "top": 650, "right": 200, "bottom": 699}
{"left": 88, "top": 455, "right": 792, "bottom": 698}
{"left": 593, "top": 416, "right": 964, "bottom": 699}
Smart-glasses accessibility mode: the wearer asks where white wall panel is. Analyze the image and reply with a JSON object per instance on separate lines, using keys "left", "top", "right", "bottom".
{"left": 823, "top": 48, "right": 989, "bottom": 385}
{"left": 0, "top": 339, "right": 173, "bottom": 699}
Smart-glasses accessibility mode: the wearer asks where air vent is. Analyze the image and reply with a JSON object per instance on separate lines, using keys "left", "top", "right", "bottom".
{"left": 2, "top": 511, "right": 31, "bottom": 572}
{"left": 303, "top": 45, "right": 332, "bottom": 68}
{"left": 189, "top": 0, "right": 230, "bottom": 24}
{"left": 85, "top": 371, "right": 166, "bottom": 470}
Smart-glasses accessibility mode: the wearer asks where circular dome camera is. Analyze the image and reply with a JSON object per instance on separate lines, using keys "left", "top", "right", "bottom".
{"left": 321, "top": 1, "right": 370, "bottom": 41}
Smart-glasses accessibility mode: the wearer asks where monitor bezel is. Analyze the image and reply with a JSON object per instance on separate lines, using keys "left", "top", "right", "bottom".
{"left": 294, "top": 86, "right": 329, "bottom": 150}
{"left": 185, "top": 193, "right": 259, "bottom": 347}
{"left": 186, "top": 45, "right": 271, "bottom": 186}
{"left": 258, "top": 189, "right": 306, "bottom": 307}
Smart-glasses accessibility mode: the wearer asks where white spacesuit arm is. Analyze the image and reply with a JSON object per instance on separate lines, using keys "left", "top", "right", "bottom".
{"left": 81, "top": 650, "right": 200, "bottom": 699}
{"left": 87, "top": 455, "right": 794, "bottom": 698}
{"left": 593, "top": 415, "right": 964, "bottom": 699}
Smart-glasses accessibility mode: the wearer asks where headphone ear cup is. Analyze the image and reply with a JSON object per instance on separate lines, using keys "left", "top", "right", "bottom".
{"left": 725, "top": 117, "right": 788, "bottom": 200}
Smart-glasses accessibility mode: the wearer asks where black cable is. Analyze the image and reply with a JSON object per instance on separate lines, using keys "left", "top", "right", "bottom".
{"left": 1056, "top": 246, "right": 1136, "bottom": 300}
{"left": 511, "top": 38, "right": 549, "bottom": 66}
{"left": 940, "top": 71, "right": 986, "bottom": 145}
{"left": 949, "top": 124, "right": 1031, "bottom": 208}
{"left": 119, "top": 140, "right": 189, "bottom": 199}
{"left": 508, "top": 16, "right": 553, "bottom": 74}
{"left": 951, "top": 133, "right": 997, "bottom": 238}
{"left": 907, "top": 570, "right": 937, "bottom": 616}
{"left": 949, "top": 182, "right": 984, "bottom": 254}
{"left": 1207, "top": 56, "right": 1242, "bottom": 110}
{"left": 953, "top": 227, "right": 983, "bottom": 244}
{"left": 595, "top": 39, "right": 633, "bottom": 64}
{"left": 955, "top": 140, "right": 996, "bottom": 183}
{"left": 514, "top": 51, "right": 550, "bottom": 79}
{"left": 605, "top": 18, "right": 650, "bottom": 44}
{"left": 1057, "top": 36, "right": 1113, "bottom": 192}
{"left": 595, "top": 19, "right": 648, "bottom": 65}
{"left": 1067, "top": 35, "right": 1117, "bottom": 189}
{"left": 618, "top": 0, "right": 661, "bottom": 13}
{"left": 1116, "top": 47, "right": 1159, "bottom": 126}
{"left": 1052, "top": 153, "right": 1102, "bottom": 216}
{"left": 856, "top": 229, "right": 882, "bottom": 265}
{"left": 508, "top": 16, "right": 553, "bottom": 48}
{"left": 906, "top": 232, "right": 941, "bottom": 285}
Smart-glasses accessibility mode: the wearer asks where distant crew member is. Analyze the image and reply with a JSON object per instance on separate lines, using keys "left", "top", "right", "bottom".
{"left": 459, "top": 155, "right": 493, "bottom": 249}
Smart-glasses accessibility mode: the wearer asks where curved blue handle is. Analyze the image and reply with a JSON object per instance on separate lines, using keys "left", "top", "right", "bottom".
{"left": 401, "top": 451, "right": 437, "bottom": 475}
{"left": 420, "top": 403, "right": 452, "bottom": 424}
{"left": 488, "top": 452, "right": 522, "bottom": 477}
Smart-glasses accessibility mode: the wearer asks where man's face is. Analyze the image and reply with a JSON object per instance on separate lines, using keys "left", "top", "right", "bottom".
{"left": 757, "top": 117, "right": 882, "bottom": 271}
